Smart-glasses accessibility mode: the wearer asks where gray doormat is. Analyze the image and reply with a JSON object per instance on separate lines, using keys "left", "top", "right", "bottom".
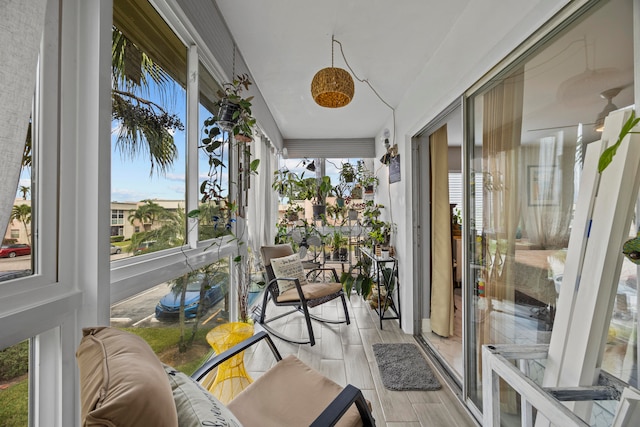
{"left": 372, "top": 343, "right": 442, "bottom": 391}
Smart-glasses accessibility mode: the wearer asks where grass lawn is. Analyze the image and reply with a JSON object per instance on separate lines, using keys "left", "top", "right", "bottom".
{"left": 0, "top": 326, "right": 214, "bottom": 426}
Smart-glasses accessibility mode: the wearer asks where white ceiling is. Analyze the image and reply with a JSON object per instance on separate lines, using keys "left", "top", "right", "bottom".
{"left": 215, "top": 0, "right": 471, "bottom": 140}
{"left": 215, "top": 0, "right": 635, "bottom": 146}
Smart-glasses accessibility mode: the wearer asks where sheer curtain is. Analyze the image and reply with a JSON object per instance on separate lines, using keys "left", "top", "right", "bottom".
{"left": 248, "top": 135, "right": 275, "bottom": 265}
{"left": 479, "top": 69, "right": 524, "bottom": 414}
{"left": 0, "top": 0, "right": 47, "bottom": 234}
{"left": 521, "top": 135, "right": 574, "bottom": 249}
{"left": 481, "top": 70, "right": 524, "bottom": 304}
{"left": 430, "top": 125, "right": 454, "bottom": 337}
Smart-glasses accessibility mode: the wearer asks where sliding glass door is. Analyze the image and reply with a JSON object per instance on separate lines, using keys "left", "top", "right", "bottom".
{"left": 465, "top": 0, "right": 635, "bottom": 423}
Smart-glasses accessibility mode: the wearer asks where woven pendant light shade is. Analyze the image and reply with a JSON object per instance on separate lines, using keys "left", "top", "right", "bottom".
{"left": 311, "top": 67, "right": 354, "bottom": 108}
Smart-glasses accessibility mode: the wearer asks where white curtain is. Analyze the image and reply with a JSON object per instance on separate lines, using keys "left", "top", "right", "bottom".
{"left": 0, "top": 0, "right": 47, "bottom": 235}
{"left": 247, "top": 135, "right": 275, "bottom": 266}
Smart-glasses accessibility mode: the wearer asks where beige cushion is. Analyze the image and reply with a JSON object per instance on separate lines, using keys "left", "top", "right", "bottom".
{"left": 277, "top": 281, "right": 343, "bottom": 302}
{"left": 76, "top": 327, "right": 178, "bottom": 427}
{"left": 270, "top": 253, "right": 307, "bottom": 294}
{"left": 163, "top": 364, "right": 242, "bottom": 427}
{"left": 227, "top": 355, "right": 364, "bottom": 427}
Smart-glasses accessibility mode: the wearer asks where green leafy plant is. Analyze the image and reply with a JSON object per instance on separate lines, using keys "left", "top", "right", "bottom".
{"left": 338, "top": 162, "right": 356, "bottom": 182}
{"left": 210, "top": 73, "right": 256, "bottom": 141}
{"left": 183, "top": 83, "right": 261, "bottom": 325}
{"left": 598, "top": 110, "right": 640, "bottom": 173}
{"left": 340, "top": 256, "right": 374, "bottom": 300}
{"left": 272, "top": 168, "right": 301, "bottom": 199}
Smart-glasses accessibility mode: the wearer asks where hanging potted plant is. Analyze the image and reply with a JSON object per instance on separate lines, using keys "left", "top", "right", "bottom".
{"left": 356, "top": 161, "right": 378, "bottom": 194}
{"left": 313, "top": 175, "right": 333, "bottom": 219}
{"left": 331, "top": 181, "right": 350, "bottom": 207}
{"left": 338, "top": 162, "right": 356, "bottom": 183}
{"left": 211, "top": 73, "right": 256, "bottom": 142}
{"left": 193, "top": 74, "right": 261, "bottom": 325}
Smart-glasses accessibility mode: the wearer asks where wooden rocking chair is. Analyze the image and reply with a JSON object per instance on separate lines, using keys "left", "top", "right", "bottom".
{"left": 257, "top": 244, "right": 350, "bottom": 346}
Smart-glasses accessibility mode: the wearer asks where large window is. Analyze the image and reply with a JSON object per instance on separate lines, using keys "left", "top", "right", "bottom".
{"left": 1, "top": 110, "right": 34, "bottom": 282}
{"left": 111, "top": 0, "right": 188, "bottom": 260}
{"left": 466, "top": 0, "right": 635, "bottom": 421}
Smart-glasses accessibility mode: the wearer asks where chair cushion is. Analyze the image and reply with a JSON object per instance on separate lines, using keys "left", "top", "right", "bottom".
{"left": 75, "top": 327, "right": 178, "bottom": 427}
{"left": 163, "top": 364, "right": 242, "bottom": 427}
{"left": 277, "top": 281, "right": 343, "bottom": 303}
{"left": 270, "top": 253, "right": 308, "bottom": 294}
{"left": 227, "top": 355, "right": 364, "bottom": 427}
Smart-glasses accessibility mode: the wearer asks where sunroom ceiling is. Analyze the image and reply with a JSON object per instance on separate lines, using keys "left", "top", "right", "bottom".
{"left": 215, "top": 1, "right": 635, "bottom": 148}
{"left": 214, "top": 0, "right": 471, "bottom": 141}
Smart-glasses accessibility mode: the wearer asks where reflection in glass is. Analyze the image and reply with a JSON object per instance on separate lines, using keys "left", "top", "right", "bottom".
{"left": 110, "top": 259, "right": 231, "bottom": 374}
{"left": 465, "top": 0, "right": 634, "bottom": 421}
{"left": 1, "top": 113, "right": 34, "bottom": 282}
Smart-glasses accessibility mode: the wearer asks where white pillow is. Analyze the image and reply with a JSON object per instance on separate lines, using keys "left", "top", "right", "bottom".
{"left": 163, "top": 364, "right": 242, "bottom": 427}
{"left": 270, "top": 253, "right": 307, "bottom": 294}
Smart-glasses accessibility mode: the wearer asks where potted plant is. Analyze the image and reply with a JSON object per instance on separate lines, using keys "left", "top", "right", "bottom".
{"left": 356, "top": 161, "right": 378, "bottom": 194}
{"left": 284, "top": 204, "right": 304, "bottom": 222}
{"left": 338, "top": 162, "right": 356, "bottom": 183}
{"left": 340, "top": 256, "right": 374, "bottom": 300}
{"left": 330, "top": 230, "right": 348, "bottom": 261}
{"left": 209, "top": 73, "right": 256, "bottom": 142}
{"left": 272, "top": 167, "right": 301, "bottom": 200}
{"left": 298, "top": 175, "right": 332, "bottom": 219}
{"left": 191, "top": 76, "right": 260, "bottom": 324}
{"left": 331, "top": 181, "right": 350, "bottom": 207}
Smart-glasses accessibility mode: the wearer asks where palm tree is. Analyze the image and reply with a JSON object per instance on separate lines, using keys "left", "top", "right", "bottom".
{"left": 10, "top": 204, "right": 31, "bottom": 245}
{"left": 18, "top": 186, "right": 30, "bottom": 200}
{"left": 111, "top": 27, "right": 182, "bottom": 176}
{"left": 127, "top": 200, "right": 183, "bottom": 253}
{"left": 127, "top": 205, "right": 153, "bottom": 231}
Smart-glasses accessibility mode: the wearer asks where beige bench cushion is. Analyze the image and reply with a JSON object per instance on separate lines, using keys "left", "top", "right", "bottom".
{"left": 277, "top": 281, "right": 343, "bottom": 302}
{"left": 76, "top": 327, "right": 178, "bottom": 427}
{"left": 227, "top": 355, "right": 364, "bottom": 427}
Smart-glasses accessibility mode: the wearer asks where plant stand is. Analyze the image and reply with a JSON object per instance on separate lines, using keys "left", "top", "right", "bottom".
{"left": 360, "top": 247, "right": 400, "bottom": 330}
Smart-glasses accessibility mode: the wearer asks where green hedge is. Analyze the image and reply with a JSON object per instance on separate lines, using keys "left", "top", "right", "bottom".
{"left": 0, "top": 341, "right": 28, "bottom": 382}
{"left": 110, "top": 235, "right": 125, "bottom": 243}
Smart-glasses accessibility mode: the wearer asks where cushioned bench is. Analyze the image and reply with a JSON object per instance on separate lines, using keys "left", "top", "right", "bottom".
{"left": 76, "top": 326, "right": 375, "bottom": 426}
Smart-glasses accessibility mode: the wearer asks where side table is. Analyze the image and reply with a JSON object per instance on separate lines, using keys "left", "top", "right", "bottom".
{"left": 206, "top": 322, "right": 254, "bottom": 404}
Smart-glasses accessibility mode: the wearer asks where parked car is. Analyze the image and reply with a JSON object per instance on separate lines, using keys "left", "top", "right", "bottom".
{"left": 110, "top": 245, "right": 122, "bottom": 255}
{"left": 0, "top": 244, "right": 31, "bottom": 258}
{"left": 134, "top": 240, "right": 156, "bottom": 255}
{"left": 155, "top": 272, "right": 228, "bottom": 319}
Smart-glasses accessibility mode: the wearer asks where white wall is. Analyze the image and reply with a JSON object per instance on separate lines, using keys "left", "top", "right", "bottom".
{"left": 375, "top": 0, "right": 575, "bottom": 333}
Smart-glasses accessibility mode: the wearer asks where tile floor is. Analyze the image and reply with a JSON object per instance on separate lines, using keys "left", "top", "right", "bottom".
{"left": 242, "top": 293, "right": 479, "bottom": 427}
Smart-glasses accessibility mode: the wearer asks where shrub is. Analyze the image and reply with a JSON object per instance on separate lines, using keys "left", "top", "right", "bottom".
{"left": 0, "top": 341, "right": 29, "bottom": 382}
{"left": 110, "top": 235, "right": 124, "bottom": 243}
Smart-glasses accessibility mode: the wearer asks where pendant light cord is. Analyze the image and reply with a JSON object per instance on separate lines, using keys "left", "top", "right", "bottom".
{"left": 332, "top": 36, "right": 397, "bottom": 232}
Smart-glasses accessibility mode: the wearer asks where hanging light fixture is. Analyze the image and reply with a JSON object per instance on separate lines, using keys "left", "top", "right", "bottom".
{"left": 594, "top": 87, "right": 621, "bottom": 132}
{"left": 311, "top": 36, "right": 354, "bottom": 108}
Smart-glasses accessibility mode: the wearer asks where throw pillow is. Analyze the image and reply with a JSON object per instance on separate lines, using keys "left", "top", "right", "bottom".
{"left": 163, "top": 364, "right": 242, "bottom": 427}
{"left": 270, "top": 253, "right": 307, "bottom": 294}
{"left": 75, "top": 326, "right": 178, "bottom": 427}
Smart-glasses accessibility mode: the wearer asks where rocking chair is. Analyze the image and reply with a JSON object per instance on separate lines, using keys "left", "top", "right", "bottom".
{"left": 257, "top": 244, "right": 350, "bottom": 346}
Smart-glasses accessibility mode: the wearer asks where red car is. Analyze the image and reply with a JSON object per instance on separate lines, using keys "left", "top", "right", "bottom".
{"left": 0, "top": 244, "right": 31, "bottom": 258}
